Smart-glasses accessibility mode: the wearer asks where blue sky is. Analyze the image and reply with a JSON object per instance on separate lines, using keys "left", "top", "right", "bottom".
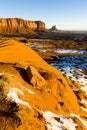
{"left": 0, "top": 0, "right": 87, "bottom": 30}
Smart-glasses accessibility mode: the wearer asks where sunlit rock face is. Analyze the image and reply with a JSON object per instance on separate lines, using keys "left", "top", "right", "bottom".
{"left": 0, "top": 39, "right": 87, "bottom": 130}
{"left": 0, "top": 18, "right": 46, "bottom": 34}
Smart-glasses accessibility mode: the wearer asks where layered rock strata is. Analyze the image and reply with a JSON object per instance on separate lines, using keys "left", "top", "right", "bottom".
{"left": 0, "top": 18, "right": 46, "bottom": 34}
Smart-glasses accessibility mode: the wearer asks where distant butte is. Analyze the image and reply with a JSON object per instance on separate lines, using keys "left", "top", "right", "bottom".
{"left": 50, "top": 25, "right": 59, "bottom": 32}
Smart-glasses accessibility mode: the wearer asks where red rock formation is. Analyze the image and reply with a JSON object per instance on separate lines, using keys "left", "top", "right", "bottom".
{"left": 0, "top": 39, "right": 87, "bottom": 130}
{"left": 0, "top": 18, "right": 46, "bottom": 34}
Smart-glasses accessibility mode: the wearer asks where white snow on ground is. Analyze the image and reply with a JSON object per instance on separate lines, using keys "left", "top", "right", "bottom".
{"left": 27, "top": 89, "right": 35, "bottom": 94}
{"left": 64, "top": 68, "right": 87, "bottom": 110}
{"left": 7, "top": 88, "right": 31, "bottom": 108}
{"left": 81, "top": 107, "right": 87, "bottom": 112}
{"left": 39, "top": 49, "right": 87, "bottom": 54}
{"left": 17, "top": 82, "right": 35, "bottom": 94}
{"left": 80, "top": 100, "right": 87, "bottom": 112}
{"left": 81, "top": 85, "right": 87, "bottom": 95}
{"left": 59, "top": 67, "right": 87, "bottom": 93}
{"left": 70, "top": 113, "right": 87, "bottom": 128}
{"left": 43, "top": 111, "right": 76, "bottom": 130}
{"left": 81, "top": 99, "right": 87, "bottom": 105}
{"left": 27, "top": 42, "right": 87, "bottom": 55}
{"left": 37, "top": 47, "right": 87, "bottom": 54}
{"left": 55, "top": 49, "right": 85, "bottom": 54}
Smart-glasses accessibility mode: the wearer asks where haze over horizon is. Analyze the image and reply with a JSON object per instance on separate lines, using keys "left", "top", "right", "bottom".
{"left": 0, "top": 0, "right": 87, "bottom": 31}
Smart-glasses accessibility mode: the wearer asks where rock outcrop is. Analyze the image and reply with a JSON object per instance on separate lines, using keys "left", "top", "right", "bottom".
{"left": 0, "top": 18, "right": 46, "bottom": 34}
{"left": 0, "top": 39, "right": 87, "bottom": 130}
{"left": 27, "top": 66, "right": 47, "bottom": 89}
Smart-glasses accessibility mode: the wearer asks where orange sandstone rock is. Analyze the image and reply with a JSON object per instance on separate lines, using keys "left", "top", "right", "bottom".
{"left": 0, "top": 39, "right": 87, "bottom": 130}
{"left": 0, "top": 18, "right": 46, "bottom": 34}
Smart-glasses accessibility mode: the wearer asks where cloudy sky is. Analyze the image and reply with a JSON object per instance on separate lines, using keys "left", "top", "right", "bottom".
{"left": 0, "top": 0, "right": 87, "bottom": 30}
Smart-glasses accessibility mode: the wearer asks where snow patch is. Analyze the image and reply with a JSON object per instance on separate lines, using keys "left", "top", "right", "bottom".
{"left": 49, "top": 55, "right": 87, "bottom": 91}
{"left": 17, "top": 82, "right": 35, "bottom": 94}
{"left": 39, "top": 49, "right": 87, "bottom": 55}
{"left": 7, "top": 88, "right": 31, "bottom": 108}
{"left": 81, "top": 106, "right": 87, "bottom": 112}
{"left": 55, "top": 49, "right": 85, "bottom": 54}
{"left": 43, "top": 111, "right": 76, "bottom": 130}
{"left": 71, "top": 113, "right": 87, "bottom": 128}
{"left": 81, "top": 85, "right": 87, "bottom": 95}
{"left": 81, "top": 99, "right": 87, "bottom": 105}
{"left": 58, "top": 67, "right": 87, "bottom": 90}
{"left": 27, "top": 89, "right": 35, "bottom": 94}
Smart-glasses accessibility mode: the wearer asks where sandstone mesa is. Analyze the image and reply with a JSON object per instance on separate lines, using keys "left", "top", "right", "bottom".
{"left": 0, "top": 18, "right": 46, "bottom": 34}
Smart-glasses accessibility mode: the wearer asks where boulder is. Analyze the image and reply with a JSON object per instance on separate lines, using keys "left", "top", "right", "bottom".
{"left": 27, "top": 66, "right": 47, "bottom": 89}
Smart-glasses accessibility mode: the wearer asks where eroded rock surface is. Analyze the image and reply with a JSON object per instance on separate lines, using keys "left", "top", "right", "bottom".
{"left": 0, "top": 18, "right": 46, "bottom": 34}
{"left": 0, "top": 39, "right": 87, "bottom": 130}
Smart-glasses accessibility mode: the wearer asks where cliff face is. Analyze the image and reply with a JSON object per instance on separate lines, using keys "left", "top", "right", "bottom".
{"left": 0, "top": 18, "right": 46, "bottom": 34}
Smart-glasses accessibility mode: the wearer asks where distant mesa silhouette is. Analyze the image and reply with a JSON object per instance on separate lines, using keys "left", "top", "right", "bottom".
{"left": 50, "top": 25, "right": 60, "bottom": 32}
